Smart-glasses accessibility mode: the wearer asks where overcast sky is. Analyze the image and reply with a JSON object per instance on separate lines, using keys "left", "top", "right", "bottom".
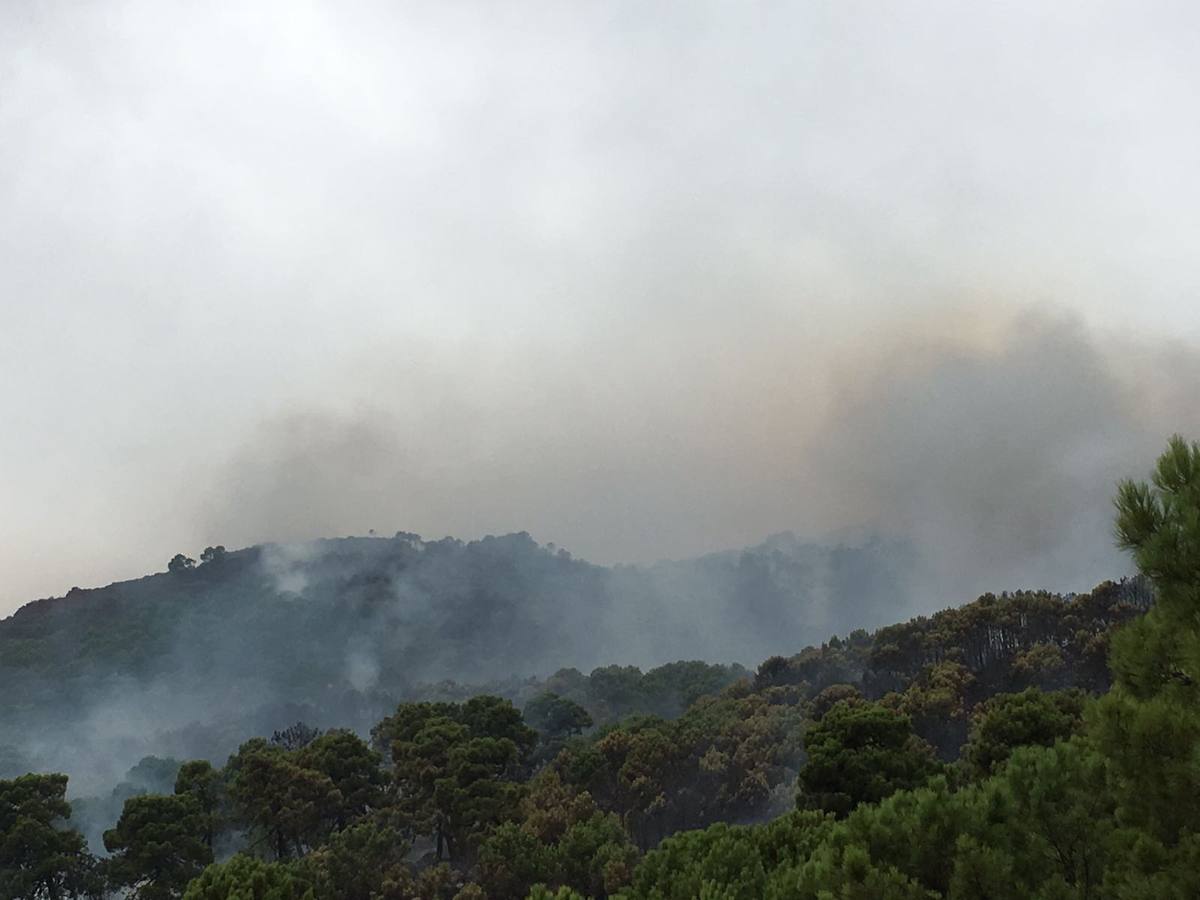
{"left": 3, "top": 1, "right": 1200, "bottom": 615}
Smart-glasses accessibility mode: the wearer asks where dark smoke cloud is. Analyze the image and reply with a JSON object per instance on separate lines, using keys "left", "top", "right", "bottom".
{"left": 805, "top": 311, "right": 1175, "bottom": 598}
{"left": 202, "top": 310, "right": 1193, "bottom": 606}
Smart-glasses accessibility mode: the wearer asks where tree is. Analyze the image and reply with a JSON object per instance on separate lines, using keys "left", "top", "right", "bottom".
{"left": 619, "top": 819, "right": 796, "bottom": 900}
{"left": 888, "top": 661, "right": 974, "bottom": 760}
{"left": 555, "top": 812, "right": 637, "bottom": 898}
{"left": 809, "top": 684, "right": 862, "bottom": 720}
{"left": 371, "top": 701, "right": 461, "bottom": 760}
{"left": 526, "top": 888, "right": 585, "bottom": 900}
{"left": 225, "top": 740, "right": 342, "bottom": 860}
{"left": 796, "top": 701, "right": 940, "bottom": 817}
{"left": 174, "top": 761, "right": 224, "bottom": 851}
{"left": 199, "top": 546, "right": 227, "bottom": 565}
{"left": 1110, "top": 434, "right": 1200, "bottom": 698}
{"left": 959, "top": 688, "right": 1085, "bottom": 779}
{"left": 524, "top": 693, "right": 593, "bottom": 742}
{"left": 181, "top": 855, "right": 310, "bottom": 900}
{"left": 433, "top": 736, "right": 525, "bottom": 859}
{"left": 517, "top": 771, "right": 599, "bottom": 844}
{"left": 167, "top": 554, "right": 195, "bottom": 574}
{"left": 299, "top": 822, "right": 415, "bottom": 900}
{"left": 0, "top": 773, "right": 102, "bottom": 900}
{"left": 294, "top": 731, "right": 385, "bottom": 831}
{"left": 391, "top": 718, "right": 524, "bottom": 861}
{"left": 978, "top": 740, "right": 1115, "bottom": 897}
{"left": 377, "top": 698, "right": 532, "bottom": 861}
{"left": 103, "top": 794, "right": 212, "bottom": 899}
{"left": 1093, "top": 435, "right": 1200, "bottom": 847}
{"left": 475, "top": 822, "right": 558, "bottom": 900}
{"left": 458, "top": 695, "right": 538, "bottom": 758}
{"left": 270, "top": 723, "right": 323, "bottom": 752}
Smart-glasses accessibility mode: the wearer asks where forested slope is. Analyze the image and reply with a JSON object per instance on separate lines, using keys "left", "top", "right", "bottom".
{"left": 1, "top": 569, "right": 1152, "bottom": 898}
{"left": 0, "top": 530, "right": 915, "bottom": 786}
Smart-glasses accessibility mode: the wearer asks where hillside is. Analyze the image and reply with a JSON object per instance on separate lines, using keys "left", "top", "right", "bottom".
{"left": 0, "top": 530, "right": 915, "bottom": 788}
{"left": 1, "top": 572, "right": 1157, "bottom": 899}
{"left": 0, "top": 526, "right": 1163, "bottom": 899}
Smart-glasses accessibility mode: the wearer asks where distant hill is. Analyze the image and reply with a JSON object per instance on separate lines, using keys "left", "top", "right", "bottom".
{"left": 0, "top": 530, "right": 917, "bottom": 788}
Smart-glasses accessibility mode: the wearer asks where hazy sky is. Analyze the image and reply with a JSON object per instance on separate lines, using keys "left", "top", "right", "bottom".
{"left": 4, "top": 1, "right": 1200, "bottom": 615}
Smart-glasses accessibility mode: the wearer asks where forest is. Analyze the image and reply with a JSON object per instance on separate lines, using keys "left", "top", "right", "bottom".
{"left": 2, "top": 436, "right": 1198, "bottom": 899}
{"left": 0, "top": 528, "right": 918, "bottom": 791}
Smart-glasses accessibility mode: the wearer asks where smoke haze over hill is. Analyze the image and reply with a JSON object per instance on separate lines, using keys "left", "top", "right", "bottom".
{"left": 0, "top": 529, "right": 914, "bottom": 792}
{"left": 196, "top": 311, "right": 1175, "bottom": 602}
{"left": 5, "top": 2, "right": 1200, "bottom": 613}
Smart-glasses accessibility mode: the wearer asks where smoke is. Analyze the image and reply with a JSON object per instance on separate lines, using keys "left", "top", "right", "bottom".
{"left": 345, "top": 646, "right": 381, "bottom": 693}
{"left": 6, "top": 1, "right": 1200, "bottom": 611}
{"left": 7, "top": 303, "right": 1196, "bottom": 802}
{"left": 259, "top": 541, "right": 321, "bottom": 596}
{"left": 803, "top": 310, "right": 1178, "bottom": 597}
{"left": 196, "top": 309, "right": 1189, "bottom": 607}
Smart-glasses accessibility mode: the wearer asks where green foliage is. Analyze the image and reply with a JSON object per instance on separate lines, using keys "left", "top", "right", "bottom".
{"left": 517, "top": 770, "right": 600, "bottom": 844}
{"left": 1098, "top": 434, "right": 1200, "bottom": 846}
{"left": 294, "top": 730, "right": 385, "bottom": 831}
{"left": 555, "top": 687, "right": 804, "bottom": 847}
{"left": 1092, "top": 687, "right": 1200, "bottom": 843}
{"left": 181, "top": 854, "right": 311, "bottom": 900}
{"left": 0, "top": 773, "right": 101, "bottom": 900}
{"left": 473, "top": 775, "right": 637, "bottom": 899}
{"left": 377, "top": 698, "right": 530, "bottom": 861}
{"left": 624, "top": 741, "right": 1117, "bottom": 899}
{"left": 539, "top": 662, "right": 748, "bottom": 728}
{"left": 225, "top": 740, "right": 343, "bottom": 860}
{"left": 866, "top": 580, "right": 1147, "bottom": 699}
{"left": 174, "top": 760, "right": 224, "bottom": 850}
{"left": 959, "top": 688, "right": 1085, "bottom": 779}
{"left": 888, "top": 661, "right": 974, "bottom": 759}
{"left": 526, "top": 887, "right": 585, "bottom": 900}
{"left": 982, "top": 740, "right": 1115, "bottom": 895}
{"left": 557, "top": 812, "right": 638, "bottom": 898}
{"left": 103, "top": 793, "right": 212, "bottom": 899}
{"left": 298, "top": 821, "right": 413, "bottom": 900}
{"left": 619, "top": 822, "right": 770, "bottom": 900}
{"left": 618, "top": 810, "right": 829, "bottom": 900}
{"left": 477, "top": 822, "right": 559, "bottom": 900}
{"left": 460, "top": 695, "right": 539, "bottom": 756}
{"left": 1111, "top": 436, "right": 1200, "bottom": 694}
{"left": 809, "top": 683, "right": 862, "bottom": 719}
{"left": 797, "top": 701, "right": 941, "bottom": 817}
{"left": 524, "top": 693, "right": 594, "bottom": 741}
